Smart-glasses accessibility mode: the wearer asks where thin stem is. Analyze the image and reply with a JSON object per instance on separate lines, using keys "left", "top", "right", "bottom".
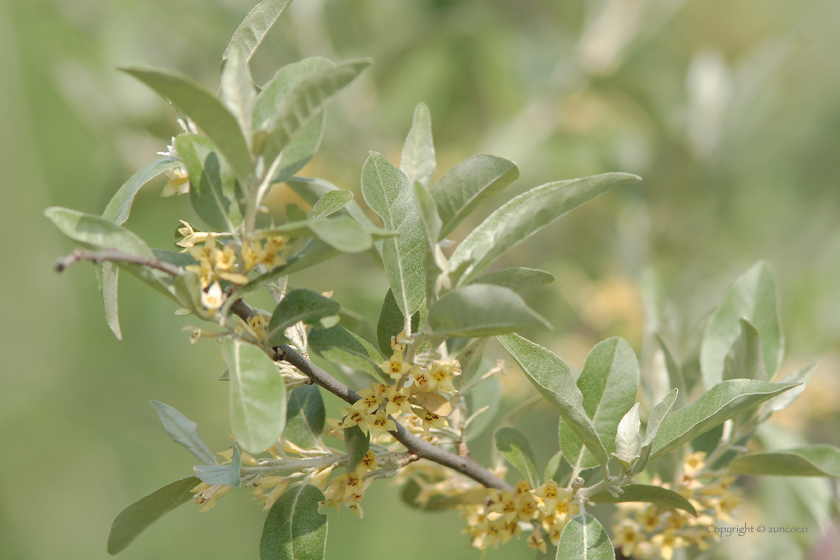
{"left": 54, "top": 248, "right": 181, "bottom": 276}
{"left": 277, "top": 344, "right": 513, "bottom": 492}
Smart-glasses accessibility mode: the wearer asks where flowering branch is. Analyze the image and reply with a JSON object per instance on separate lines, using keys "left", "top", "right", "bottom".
{"left": 276, "top": 344, "right": 514, "bottom": 492}
{"left": 53, "top": 248, "right": 182, "bottom": 276}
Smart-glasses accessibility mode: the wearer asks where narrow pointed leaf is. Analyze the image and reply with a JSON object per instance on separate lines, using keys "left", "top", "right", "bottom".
{"left": 97, "top": 262, "right": 121, "bottom": 340}
{"left": 469, "top": 267, "right": 554, "bottom": 293}
{"left": 119, "top": 65, "right": 252, "bottom": 179}
{"left": 260, "top": 484, "right": 328, "bottom": 560}
{"left": 102, "top": 156, "right": 180, "bottom": 224}
{"left": 400, "top": 102, "right": 436, "bottom": 189}
{"left": 631, "top": 389, "right": 678, "bottom": 475}
{"left": 361, "top": 152, "right": 426, "bottom": 319}
{"left": 194, "top": 445, "right": 241, "bottom": 487}
{"left": 376, "top": 289, "right": 420, "bottom": 356}
{"left": 614, "top": 403, "right": 641, "bottom": 468}
{"left": 454, "top": 337, "right": 488, "bottom": 387}
{"left": 545, "top": 452, "right": 574, "bottom": 486}
{"left": 220, "top": 43, "right": 256, "bottom": 141}
{"left": 267, "top": 289, "right": 341, "bottom": 345}
{"left": 223, "top": 0, "right": 292, "bottom": 64}
{"left": 284, "top": 385, "right": 326, "bottom": 450}
{"left": 309, "top": 190, "right": 353, "bottom": 220}
{"left": 286, "top": 176, "right": 378, "bottom": 230}
{"left": 309, "top": 325, "right": 387, "bottom": 381}
{"left": 728, "top": 445, "right": 840, "bottom": 477}
{"left": 107, "top": 476, "right": 200, "bottom": 554}
{"left": 429, "top": 284, "right": 550, "bottom": 337}
{"left": 150, "top": 401, "right": 216, "bottom": 465}
{"left": 589, "top": 484, "right": 697, "bottom": 515}
{"left": 701, "top": 262, "right": 784, "bottom": 387}
{"left": 656, "top": 335, "right": 685, "bottom": 408}
{"left": 223, "top": 338, "right": 287, "bottom": 453}
{"left": 260, "top": 216, "right": 373, "bottom": 253}
{"left": 414, "top": 181, "right": 442, "bottom": 247}
{"left": 450, "top": 172, "right": 640, "bottom": 284}
{"left": 650, "top": 379, "right": 797, "bottom": 459}
{"left": 555, "top": 514, "right": 614, "bottom": 560}
{"left": 432, "top": 154, "right": 519, "bottom": 239}
{"left": 559, "top": 338, "right": 639, "bottom": 470}
{"left": 345, "top": 425, "right": 369, "bottom": 471}
{"left": 465, "top": 375, "right": 502, "bottom": 440}
{"left": 494, "top": 427, "right": 540, "bottom": 487}
{"left": 723, "top": 318, "right": 767, "bottom": 380}
{"left": 760, "top": 364, "right": 816, "bottom": 418}
{"left": 498, "top": 334, "right": 609, "bottom": 467}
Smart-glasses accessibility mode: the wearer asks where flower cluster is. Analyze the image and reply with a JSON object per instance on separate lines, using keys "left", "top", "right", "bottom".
{"left": 611, "top": 451, "right": 741, "bottom": 559}
{"left": 323, "top": 450, "right": 380, "bottom": 517}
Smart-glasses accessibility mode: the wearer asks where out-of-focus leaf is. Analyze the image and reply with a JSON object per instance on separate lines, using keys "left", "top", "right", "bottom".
{"left": 267, "top": 289, "right": 340, "bottom": 345}
{"left": 97, "top": 262, "right": 121, "bottom": 340}
{"left": 555, "top": 514, "right": 614, "bottom": 560}
{"left": 494, "top": 427, "right": 540, "bottom": 487}
{"left": 760, "top": 364, "right": 817, "bottom": 419}
{"left": 260, "top": 484, "right": 327, "bottom": 560}
{"left": 261, "top": 216, "right": 372, "bottom": 253}
{"left": 701, "top": 261, "right": 784, "bottom": 387}
{"left": 589, "top": 484, "right": 697, "bottom": 515}
{"left": 376, "top": 288, "right": 421, "bottom": 357}
{"left": 632, "top": 389, "right": 678, "bottom": 474}
{"left": 650, "top": 379, "right": 797, "bottom": 459}
{"left": 176, "top": 134, "right": 243, "bottom": 231}
{"left": 223, "top": 338, "right": 287, "bottom": 453}
{"left": 431, "top": 154, "right": 518, "bottom": 240}
{"left": 150, "top": 401, "right": 216, "bottom": 466}
{"left": 656, "top": 335, "right": 685, "bottom": 408}
{"left": 194, "top": 445, "right": 241, "bottom": 487}
{"left": 454, "top": 338, "right": 488, "bottom": 388}
{"left": 309, "top": 190, "right": 353, "bottom": 220}
{"left": 449, "top": 173, "right": 640, "bottom": 284}
{"left": 559, "top": 338, "right": 639, "bottom": 471}
{"left": 614, "top": 403, "right": 641, "bottom": 469}
{"left": 400, "top": 479, "right": 486, "bottom": 511}
{"left": 223, "top": 0, "right": 292, "bottom": 64}
{"left": 361, "top": 152, "right": 426, "bottom": 321}
{"left": 723, "top": 318, "right": 767, "bottom": 381}
{"left": 107, "top": 476, "right": 200, "bottom": 555}
{"left": 309, "top": 325, "right": 386, "bottom": 381}
{"left": 414, "top": 182, "right": 442, "bottom": 247}
{"left": 220, "top": 43, "right": 256, "bottom": 141}
{"left": 286, "top": 176, "right": 378, "bottom": 229}
{"left": 400, "top": 102, "right": 436, "bottom": 189}
{"left": 337, "top": 308, "right": 377, "bottom": 345}
{"left": 428, "top": 284, "right": 551, "bottom": 337}
{"left": 498, "top": 334, "right": 608, "bottom": 468}
{"left": 545, "top": 452, "right": 573, "bottom": 486}
{"left": 465, "top": 375, "right": 502, "bottom": 440}
{"left": 152, "top": 249, "right": 197, "bottom": 268}
{"left": 119, "top": 64, "right": 252, "bottom": 179}
{"left": 728, "top": 445, "right": 840, "bottom": 477}
{"left": 284, "top": 385, "right": 326, "bottom": 450}
{"left": 469, "top": 267, "right": 554, "bottom": 293}
{"left": 102, "top": 156, "right": 180, "bottom": 225}
{"left": 345, "top": 425, "right": 369, "bottom": 471}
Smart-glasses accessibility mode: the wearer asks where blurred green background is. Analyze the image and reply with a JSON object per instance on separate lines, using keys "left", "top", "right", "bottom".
{"left": 3, "top": 0, "right": 840, "bottom": 558}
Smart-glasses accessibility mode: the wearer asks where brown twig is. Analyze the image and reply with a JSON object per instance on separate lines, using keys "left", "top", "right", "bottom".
{"left": 54, "top": 248, "right": 181, "bottom": 276}
{"left": 277, "top": 344, "right": 513, "bottom": 492}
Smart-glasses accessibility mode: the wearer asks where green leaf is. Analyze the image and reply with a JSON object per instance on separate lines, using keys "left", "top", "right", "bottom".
{"left": 498, "top": 334, "right": 609, "bottom": 468}
{"left": 173, "top": 271, "right": 204, "bottom": 317}
{"left": 728, "top": 445, "right": 840, "bottom": 477}
{"left": 267, "top": 289, "right": 341, "bottom": 345}
{"left": 102, "top": 156, "right": 180, "bottom": 225}
{"left": 613, "top": 403, "right": 641, "bottom": 469}
{"left": 469, "top": 267, "right": 554, "bottom": 293}
{"left": 494, "top": 427, "right": 540, "bottom": 487}
{"left": 223, "top": 0, "right": 291, "bottom": 64}
{"left": 413, "top": 182, "right": 442, "bottom": 247}
{"left": 176, "top": 133, "right": 243, "bottom": 231}
{"left": 701, "top": 261, "right": 784, "bottom": 387}
{"left": 589, "top": 484, "right": 697, "bottom": 515}
{"left": 309, "top": 190, "right": 353, "bottom": 220}
{"left": 96, "top": 261, "right": 121, "bottom": 340}
{"left": 260, "top": 484, "right": 327, "bottom": 560}
{"left": 631, "top": 389, "right": 679, "bottom": 475}
{"left": 431, "top": 154, "right": 519, "bottom": 240}
{"left": 362, "top": 152, "right": 426, "bottom": 322}
{"left": 194, "top": 445, "right": 242, "bottom": 487}
{"left": 107, "top": 476, "right": 200, "bottom": 555}
{"left": 286, "top": 176, "right": 378, "bottom": 230}
{"left": 400, "top": 102, "right": 436, "bottom": 189}
{"left": 261, "top": 60, "right": 371, "bottom": 169}
{"left": 650, "top": 379, "right": 797, "bottom": 459}
{"left": 450, "top": 172, "right": 640, "bottom": 284}
{"left": 220, "top": 42, "right": 256, "bottom": 142}
{"left": 656, "top": 335, "right": 685, "bottom": 408}
{"left": 545, "top": 452, "right": 573, "bottom": 486}
{"left": 338, "top": 308, "right": 378, "bottom": 345}
{"left": 152, "top": 249, "right": 198, "bottom": 268}
{"left": 454, "top": 337, "right": 488, "bottom": 388}
{"left": 465, "top": 375, "right": 501, "bottom": 440}
{"left": 284, "top": 385, "right": 326, "bottom": 450}
{"left": 150, "top": 401, "right": 216, "bottom": 466}
{"left": 555, "top": 514, "right": 614, "bottom": 560}
{"left": 723, "top": 318, "right": 767, "bottom": 380}
{"left": 309, "top": 325, "right": 386, "bottom": 381}
{"left": 428, "top": 284, "right": 551, "bottom": 337}
{"left": 261, "top": 216, "right": 373, "bottom": 253}
{"left": 376, "top": 288, "right": 421, "bottom": 357}
{"left": 223, "top": 338, "right": 287, "bottom": 454}
{"left": 559, "top": 338, "right": 639, "bottom": 471}
{"left": 344, "top": 425, "right": 369, "bottom": 471}
{"left": 119, "top": 65, "right": 252, "bottom": 180}
{"left": 760, "top": 364, "right": 816, "bottom": 419}
{"left": 400, "top": 479, "right": 486, "bottom": 511}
